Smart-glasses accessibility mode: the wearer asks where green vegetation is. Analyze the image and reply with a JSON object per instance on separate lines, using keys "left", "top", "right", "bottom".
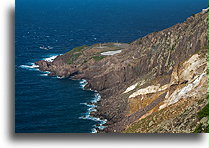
{"left": 197, "top": 104, "right": 208, "bottom": 119}
{"left": 92, "top": 56, "right": 105, "bottom": 61}
{"left": 67, "top": 45, "right": 87, "bottom": 55}
{"left": 65, "top": 45, "right": 87, "bottom": 64}
{"left": 123, "top": 117, "right": 148, "bottom": 133}
{"left": 193, "top": 123, "right": 208, "bottom": 133}
{"left": 193, "top": 103, "right": 208, "bottom": 133}
{"left": 193, "top": 124, "right": 203, "bottom": 133}
{"left": 66, "top": 53, "right": 81, "bottom": 64}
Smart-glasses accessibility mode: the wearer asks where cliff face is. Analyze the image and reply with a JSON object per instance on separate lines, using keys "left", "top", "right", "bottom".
{"left": 36, "top": 10, "right": 208, "bottom": 133}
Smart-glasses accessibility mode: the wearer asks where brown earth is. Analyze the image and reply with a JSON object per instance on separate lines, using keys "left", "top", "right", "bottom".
{"left": 35, "top": 10, "right": 208, "bottom": 133}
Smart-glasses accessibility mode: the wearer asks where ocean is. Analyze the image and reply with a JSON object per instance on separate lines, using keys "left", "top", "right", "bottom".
{"left": 15, "top": 0, "right": 207, "bottom": 133}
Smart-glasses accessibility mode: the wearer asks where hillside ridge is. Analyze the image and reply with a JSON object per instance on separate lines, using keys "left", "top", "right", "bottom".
{"left": 35, "top": 9, "right": 208, "bottom": 133}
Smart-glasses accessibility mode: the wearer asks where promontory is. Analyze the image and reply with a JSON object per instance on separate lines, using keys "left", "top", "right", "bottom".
{"left": 35, "top": 9, "right": 208, "bottom": 133}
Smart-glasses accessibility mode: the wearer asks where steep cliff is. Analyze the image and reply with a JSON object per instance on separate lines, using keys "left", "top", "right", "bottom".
{"left": 35, "top": 9, "right": 208, "bottom": 133}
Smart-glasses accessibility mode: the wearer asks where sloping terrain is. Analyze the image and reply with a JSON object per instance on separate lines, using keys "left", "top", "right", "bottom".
{"left": 36, "top": 9, "right": 208, "bottom": 133}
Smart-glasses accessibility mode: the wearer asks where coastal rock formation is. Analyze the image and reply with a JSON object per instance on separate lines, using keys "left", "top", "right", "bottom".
{"left": 35, "top": 10, "right": 208, "bottom": 133}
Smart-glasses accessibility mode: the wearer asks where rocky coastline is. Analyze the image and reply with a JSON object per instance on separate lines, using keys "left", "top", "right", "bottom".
{"left": 35, "top": 10, "right": 208, "bottom": 133}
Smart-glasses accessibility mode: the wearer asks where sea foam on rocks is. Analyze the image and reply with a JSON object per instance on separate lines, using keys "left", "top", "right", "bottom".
{"left": 79, "top": 79, "right": 107, "bottom": 133}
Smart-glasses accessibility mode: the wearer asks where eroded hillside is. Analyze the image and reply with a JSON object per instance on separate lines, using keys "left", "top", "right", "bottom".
{"left": 35, "top": 9, "right": 208, "bottom": 133}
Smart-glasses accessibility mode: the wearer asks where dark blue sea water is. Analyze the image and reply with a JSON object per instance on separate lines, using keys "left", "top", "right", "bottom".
{"left": 15, "top": 0, "right": 207, "bottom": 133}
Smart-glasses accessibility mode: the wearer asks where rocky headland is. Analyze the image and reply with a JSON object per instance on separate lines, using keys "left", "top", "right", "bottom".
{"left": 35, "top": 9, "right": 208, "bottom": 133}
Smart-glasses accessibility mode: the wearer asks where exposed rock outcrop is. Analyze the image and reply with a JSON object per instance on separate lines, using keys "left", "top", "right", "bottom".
{"left": 35, "top": 10, "right": 208, "bottom": 133}
{"left": 123, "top": 48, "right": 208, "bottom": 133}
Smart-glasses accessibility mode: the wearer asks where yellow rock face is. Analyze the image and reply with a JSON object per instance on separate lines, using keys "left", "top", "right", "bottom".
{"left": 127, "top": 50, "right": 207, "bottom": 120}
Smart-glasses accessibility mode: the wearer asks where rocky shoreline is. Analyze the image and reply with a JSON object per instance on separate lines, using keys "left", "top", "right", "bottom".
{"left": 35, "top": 9, "right": 208, "bottom": 133}
{"left": 79, "top": 79, "right": 108, "bottom": 133}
